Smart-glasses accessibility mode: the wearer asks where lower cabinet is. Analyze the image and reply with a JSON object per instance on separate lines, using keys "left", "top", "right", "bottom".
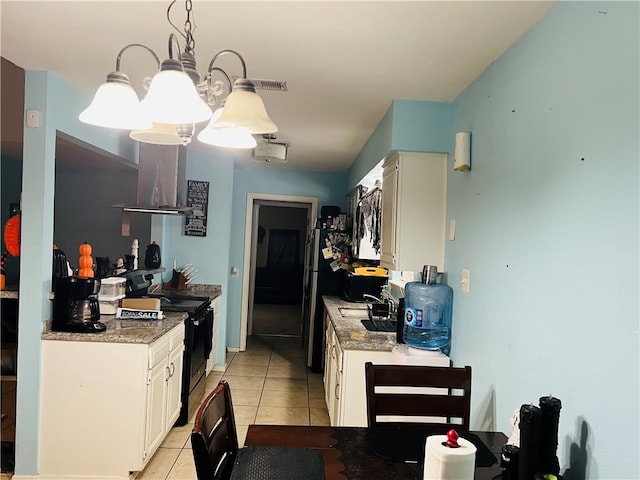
{"left": 323, "top": 312, "right": 395, "bottom": 427}
{"left": 40, "top": 323, "right": 185, "bottom": 479}
{"left": 144, "top": 325, "right": 185, "bottom": 458}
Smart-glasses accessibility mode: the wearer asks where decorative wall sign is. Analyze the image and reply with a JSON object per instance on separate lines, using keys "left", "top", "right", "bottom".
{"left": 184, "top": 180, "right": 209, "bottom": 237}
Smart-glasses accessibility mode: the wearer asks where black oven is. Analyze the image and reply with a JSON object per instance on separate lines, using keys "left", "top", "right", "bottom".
{"left": 142, "top": 292, "right": 213, "bottom": 426}
{"left": 179, "top": 305, "right": 212, "bottom": 425}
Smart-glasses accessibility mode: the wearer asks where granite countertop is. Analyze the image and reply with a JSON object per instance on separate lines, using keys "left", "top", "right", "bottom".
{"left": 41, "top": 311, "right": 188, "bottom": 344}
{"left": 1, "top": 282, "right": 222, "bottom": 301}
{"left": 148, "top": 283, "right": 221, "bottom": 300}
{"left": 322, "top": 296, "right": 398, "bottom": 352}
{"left": 0, "top": 287, "right": 19, "bottom": 299}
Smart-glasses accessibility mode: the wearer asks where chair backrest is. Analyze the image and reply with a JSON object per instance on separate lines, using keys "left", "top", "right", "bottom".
{"left": 191, "top": 380, "right": 239, "bottom": 480}
{"left": 365, "top": 362, "right": 472, "bottom": 431}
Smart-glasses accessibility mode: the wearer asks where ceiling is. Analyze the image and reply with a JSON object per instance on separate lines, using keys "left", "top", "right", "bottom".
{"left": 0, "top": 1, "right": 554, "bottom": 173}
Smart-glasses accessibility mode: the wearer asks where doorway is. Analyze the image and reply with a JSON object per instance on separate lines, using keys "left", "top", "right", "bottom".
{"left": 240, "top": 194, "right": 318, "bottom": 350}
{"left": 252, "top": 205, "right": 307, "bottom": 336}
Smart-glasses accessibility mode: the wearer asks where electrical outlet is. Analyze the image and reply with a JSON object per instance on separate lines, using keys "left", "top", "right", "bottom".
{"left": 461, "top": 269, "right": 470, "bottom": 293}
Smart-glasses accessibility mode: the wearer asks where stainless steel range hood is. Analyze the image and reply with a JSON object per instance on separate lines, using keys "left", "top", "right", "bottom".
{"left": 115, "top": 143, "right": 192, "bottom": 235}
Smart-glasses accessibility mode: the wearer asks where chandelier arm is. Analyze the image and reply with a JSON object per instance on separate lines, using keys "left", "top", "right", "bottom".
{"left": 208, "top": 66, "right": 233, "bottom": 94}
{"left": 167, "top": 33, "right": 183, "bottom": 61}
{"left": 115, "top": 44, "right": 160, "bottom": 72}
{"left": 207, "top": 49, "right": 247, "bottom": 79}
{"left": 166, "top": 0, "right": 187, "bottom": 44}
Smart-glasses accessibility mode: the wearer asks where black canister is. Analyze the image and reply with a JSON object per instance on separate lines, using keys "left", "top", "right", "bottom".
{"left": 396, "top": 297, "right": 405, "bottom": 343}
{"left": 144, "top": 241, "right": 161, "bottom": 269}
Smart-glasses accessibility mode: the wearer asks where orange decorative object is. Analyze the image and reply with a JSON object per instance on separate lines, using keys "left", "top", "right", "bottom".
{"left": 78, "top": 268, "right": 94, "bottom": 278}
{"left": 79, "top": 242, "right": 92, "bottom": 257}
{"left": 3, "top": 215, "right": 21, "bottom": 257}
{"left": 78, "top": 242, "right": 94, "bottom": 278}
{"left": 79, "top": 255, "right": 93, "bottom": 269}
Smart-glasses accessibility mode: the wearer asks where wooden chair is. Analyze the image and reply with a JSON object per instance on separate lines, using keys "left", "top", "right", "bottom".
{"left": 365, "top": 362, "right": 472, "bottom": 431}
{"left": 191, "top": 380, "right": 239, "bottom": 480}
{"left": 191, "top": 380, "right": 325, "bottom": 480}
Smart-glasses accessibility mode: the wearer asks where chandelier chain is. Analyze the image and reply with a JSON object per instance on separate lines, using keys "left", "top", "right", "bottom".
{"left": 184, "top": 0, "right": 195, "bottom": 56}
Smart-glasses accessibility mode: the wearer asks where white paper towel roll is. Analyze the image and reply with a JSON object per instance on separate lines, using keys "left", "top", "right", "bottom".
{"left": 423, "top": 434, "right": 477, "bottom": 480}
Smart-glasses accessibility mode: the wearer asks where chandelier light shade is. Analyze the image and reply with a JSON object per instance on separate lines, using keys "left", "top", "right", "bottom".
{"left": 197, "top": 126, "right": 257, "bottom": 149}
{"left": 129, "top": 123, "right": 184, "bottom": 145}
{"left": 213, "top": 79, "right": 278, "bottom": 134}
{"left": 79, "top": 72, "right": 152, "bottom": 130}
{"left": 197, "top": 107, "right": 257, "bottom": 148}
{"left": 140, "top": 59, "right": 212, "bottom": 125}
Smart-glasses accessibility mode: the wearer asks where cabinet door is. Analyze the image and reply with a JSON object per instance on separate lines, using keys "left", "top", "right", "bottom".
{"left": 145, "top": 359, "right": 168, "bottom": 459}
{"left": 324, "top": 325, "right": 336, "bottom": 422}
{"left": 166, "top": 343, "right": 185, "bottom": 429}
{"left": 332, "top": 337, "right": 343, "bottom": 425}
{"left": 380, "top": 156, "right": 399, "bottom": 268}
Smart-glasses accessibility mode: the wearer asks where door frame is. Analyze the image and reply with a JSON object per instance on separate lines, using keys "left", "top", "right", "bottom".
{"left": 240, "top": 193, "right": 318, "bottom": 350}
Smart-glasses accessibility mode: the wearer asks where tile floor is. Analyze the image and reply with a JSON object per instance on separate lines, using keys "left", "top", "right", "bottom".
{"left": 134, "top": 334, "right": 329, "bottom": 479}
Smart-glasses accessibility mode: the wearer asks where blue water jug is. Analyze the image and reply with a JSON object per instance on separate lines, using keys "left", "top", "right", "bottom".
{"left": 403, "top": 277, "right": 452, "bottom": 354}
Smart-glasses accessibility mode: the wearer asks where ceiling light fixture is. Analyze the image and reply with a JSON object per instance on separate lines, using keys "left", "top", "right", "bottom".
{"left": 79, "top": 0, "right": 282, "bottom": 147}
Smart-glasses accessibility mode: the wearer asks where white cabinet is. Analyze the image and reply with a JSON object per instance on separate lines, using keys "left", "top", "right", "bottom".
{"left": 40, "top": 323, "right": 185, "bottom": 479}
{"left": 206, "top": 296, "right": 221, "bottom": 374}
{"left": 145, "top": 325, "right": 185, "bottom": 457}
{"left": 323, "top": 313, "right": 343, "bottom": 425}
{"left": 323, "top": 312, "right": 395, "bottom": 427}
{"left": 380, "top": 152, "right": 447, "bottom": 273}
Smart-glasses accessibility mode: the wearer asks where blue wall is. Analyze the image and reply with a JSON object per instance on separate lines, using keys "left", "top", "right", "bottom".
{"left": 347, "top": 99, "right": 452, "bottom": 189}
{"left": 225, "top": 167, "right": 347, "bottom": 348}
{"left": 155, "top": 146, "right": 235, "bottom": 367}
{"left": 447, "top": 2, "right": 638, "bottom": 478}
{"left": 17, "top": 71, "right": 138, "bottom": 475}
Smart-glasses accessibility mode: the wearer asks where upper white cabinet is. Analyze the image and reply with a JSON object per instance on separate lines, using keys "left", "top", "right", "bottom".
{"left": 380, "top": 152, "right": 447, "bottom": 273}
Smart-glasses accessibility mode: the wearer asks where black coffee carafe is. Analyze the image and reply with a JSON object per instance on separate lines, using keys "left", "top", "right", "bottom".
{"left": 52, "top": 276, "right": 106, "bottom": 333}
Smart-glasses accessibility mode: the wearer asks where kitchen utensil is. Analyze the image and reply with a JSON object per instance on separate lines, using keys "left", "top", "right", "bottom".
{"left": 184, "top": 270, "right": 198, "bottom": 284}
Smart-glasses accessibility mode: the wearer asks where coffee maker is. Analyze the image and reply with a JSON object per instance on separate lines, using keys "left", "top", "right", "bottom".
{"left": 52, "top": 276, "right": 106, "bottom": 333}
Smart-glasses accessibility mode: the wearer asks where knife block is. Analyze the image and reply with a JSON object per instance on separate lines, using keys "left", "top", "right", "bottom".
{"left": 163, "top": 270, "right": 188, "bottom": 290}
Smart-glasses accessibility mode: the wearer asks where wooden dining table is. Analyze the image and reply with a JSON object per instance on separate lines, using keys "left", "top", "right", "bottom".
{"left": 245, "top": 424, "right": 506, "bottom": 480}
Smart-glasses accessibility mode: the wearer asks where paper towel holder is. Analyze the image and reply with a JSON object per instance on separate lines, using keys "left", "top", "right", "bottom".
{"left": 454, "top": 131, "right": 471, "bottom": 172}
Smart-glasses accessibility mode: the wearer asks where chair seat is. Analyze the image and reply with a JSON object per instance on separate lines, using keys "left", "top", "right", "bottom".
{"left": 230, "top": 445, "right": 325, "bottom": 480}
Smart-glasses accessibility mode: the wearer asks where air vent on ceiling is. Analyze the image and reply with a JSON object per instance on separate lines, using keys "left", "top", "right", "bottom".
{"left": 235, "top": 77, "right": 288, "bottom": 91}
{"left": 253, "top": 140, "right": 289, "bottom": 164}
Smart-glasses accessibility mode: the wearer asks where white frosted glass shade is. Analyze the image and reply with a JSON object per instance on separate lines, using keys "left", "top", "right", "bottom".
{"left": 197, "top": 113, "right": 257, "bottom": 149}
{"left": 140, "top": 69, "right": 212, "bottom": 125}
{"left": 214, "top": 89, "right": 277, "bottom": 134}
{"left": 130, "top": 123, "right": 183, "bottom": 145}
{"left": 79, "top": 81, "right": 151, "bottom": 130}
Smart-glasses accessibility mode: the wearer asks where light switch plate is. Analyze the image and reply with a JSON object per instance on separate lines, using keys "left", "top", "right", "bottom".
{"left": 461, "top": 269, "right": 470, "bottom": 293}
{"left": 26, "top": 109, "right": 40, "bottom": 127}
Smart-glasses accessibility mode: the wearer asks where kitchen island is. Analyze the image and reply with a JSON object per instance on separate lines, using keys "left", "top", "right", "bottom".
{"left": 39, "top": 312, "right": 188, "bottom": 480}
{"left": 321, "top": 296, "right": 449, "bottom": 427}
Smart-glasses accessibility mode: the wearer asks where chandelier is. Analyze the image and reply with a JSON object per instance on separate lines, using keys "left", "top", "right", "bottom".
{"left": 79, "top": 0, "right": 284, "bottom": 149}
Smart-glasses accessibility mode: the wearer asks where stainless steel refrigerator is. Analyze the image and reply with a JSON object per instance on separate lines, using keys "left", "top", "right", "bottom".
{"left": 302, "top": 227, "right": 349, "bottom": 372}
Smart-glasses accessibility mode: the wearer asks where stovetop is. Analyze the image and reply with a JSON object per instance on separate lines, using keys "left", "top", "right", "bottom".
{"left": 144, "top": 294, "right": 210, "bottom": 314}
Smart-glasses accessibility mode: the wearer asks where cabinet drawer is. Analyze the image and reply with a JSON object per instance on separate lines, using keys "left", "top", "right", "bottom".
{"left": 148, "top": 336, "right": 170, "bottom": 369}
{"left": 168, "top": 323, "right": 186, "bottom": 351}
